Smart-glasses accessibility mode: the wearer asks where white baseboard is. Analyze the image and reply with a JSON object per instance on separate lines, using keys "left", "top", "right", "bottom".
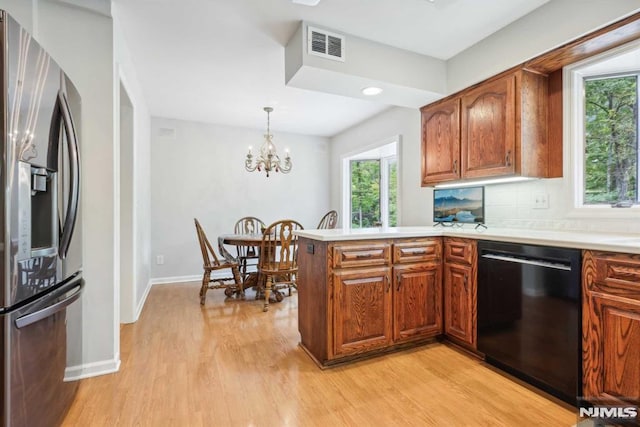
{"left": 64, "top": 356, "right": 121, "bottom": 381}
{"left": 134, "top": 279, "right": 153, "bottom": 321}
{"left": 150, "top": 271, "right": 234, "bottom": 286}
{"left": 150, "top": 274, "right": 201, "bottom": 285}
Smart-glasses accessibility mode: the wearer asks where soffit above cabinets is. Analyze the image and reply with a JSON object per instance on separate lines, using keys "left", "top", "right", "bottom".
{"left": 285, "top": 22, "right": 447, "bottom": 109}
{"left": 55, "top": 0, "right": 111, "bottom": 17}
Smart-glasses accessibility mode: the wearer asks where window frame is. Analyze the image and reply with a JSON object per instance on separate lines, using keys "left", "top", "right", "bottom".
{"left": 564, "top": 40, "right": 640, "bottom": 218}
{"left": 341, "top": 137, "right": 401, "bottom": 229}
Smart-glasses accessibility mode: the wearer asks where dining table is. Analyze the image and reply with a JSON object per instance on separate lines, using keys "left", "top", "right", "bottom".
{"left": 217, "top": 233, "right": 266, "bottom": 264}
{"left": 217, "top": 233, "right": 269, "bottom": 299}
{"left": 218, "top": 233, "right": 264, "bottom": 249}
{"left": 218, "top": 232, "right": 294, "bottom": 303}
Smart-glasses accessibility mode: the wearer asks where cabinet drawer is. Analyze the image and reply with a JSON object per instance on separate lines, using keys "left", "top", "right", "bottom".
{"left": 444, "top": 238, "right": 476, "bottom": 265}
{"left": 584, "top": 251, "right": 640, "bottom": 300}
{"left": 393, "top": 239, "right": 441, "bottom": 263}
{"left": 332, "top": 243, "right": 390, "bottom": 269}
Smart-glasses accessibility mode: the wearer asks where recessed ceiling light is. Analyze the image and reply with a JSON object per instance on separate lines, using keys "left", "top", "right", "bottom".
{"left": 362, "top": 87, "right": 383, "bottom": 96}
{"left": 292, "top": 0, "right": 322, "bottom": 5}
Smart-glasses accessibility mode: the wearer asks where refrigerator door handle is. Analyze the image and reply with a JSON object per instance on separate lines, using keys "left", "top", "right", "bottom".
{"left": 15, "top": 278, "right": 84, "bottom": 329}
{"left": 48, "top": 86, "right": 80, "bottom": 259}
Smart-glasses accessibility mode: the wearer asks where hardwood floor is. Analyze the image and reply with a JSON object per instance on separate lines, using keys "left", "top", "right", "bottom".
{"left": 62, "top": 282, "right": 577, "bottom": 426}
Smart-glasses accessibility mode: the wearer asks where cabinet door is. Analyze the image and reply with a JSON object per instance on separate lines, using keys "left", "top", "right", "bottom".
{"left": 444, "top": 262, "right": 476, "bottom": 347}
{"left": 421, "top": 98, "right": 460, "bottom": 185}
{"left": 393, "top": 263, "right": 442, "bottom": 342}
{"left": 583, "top": 294, "right": 640, "bottom": 404}
{"left": 461, "top": 74, "right": 516, "bottom": 179}
{"left": 333, "top": 267, "right": 392, "bottom": 357}
{"left": 583, "top": 251, "right": 640, "bottom": 405}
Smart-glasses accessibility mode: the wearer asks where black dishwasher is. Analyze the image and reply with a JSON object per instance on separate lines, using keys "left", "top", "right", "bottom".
{"left": 477, "top": 240, "right": 581, "bottom": 405}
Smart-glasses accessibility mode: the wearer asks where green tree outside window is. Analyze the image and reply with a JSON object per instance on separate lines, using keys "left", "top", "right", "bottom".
{"left": 584, "top": 76, "right": 638, "bottom": 204}
{"left": 350, "top": 157, "right": 398, "bottom": 228}
{"left": 350, "top": 160, "right": 381, "bottom": 228}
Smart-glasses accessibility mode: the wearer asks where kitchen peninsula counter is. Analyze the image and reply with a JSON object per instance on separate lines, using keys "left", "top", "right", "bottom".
{"left": 295, "top": 226, "right": 640, "bottom": 369}
{"left": 295, "top": 226, "right": 640, "bottom": 254}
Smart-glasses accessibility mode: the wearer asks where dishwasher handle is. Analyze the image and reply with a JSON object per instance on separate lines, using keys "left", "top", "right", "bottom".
{"left": 481, "top": 253, "right": 571, "bottom": 271}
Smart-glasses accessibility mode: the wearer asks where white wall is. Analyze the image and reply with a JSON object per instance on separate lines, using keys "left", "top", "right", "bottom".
{"left": 118, "top": 84, "right": 134, "bottom": 325}
{"left": 113, "top": 9, "right": 152, "bottom": 324}
{"left": 150, "top": 118, "right": 330, "bottom": 281}
{"left": 0, "top": 0, "right": 33, "bottom": 32}
{"left": 0, "top": 0, "right": 120, "bottom": 377}
{"left": 447, "top": 0, "right": 640, "bottom": 93}
{"left": 330, "top": 107, "right": 431, "bottom": 226}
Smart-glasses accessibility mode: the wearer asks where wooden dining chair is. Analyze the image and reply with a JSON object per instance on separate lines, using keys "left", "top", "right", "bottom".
{"left": 317, "top": 210, "right": 338, "bottom": 229}
{"left": 257, "top": 219, "right": 304, "bottom": 312}
{"left": 233, "top": 216, "right": 266, "bottom": 281}
{"left": 194, "top": 218, "right": 243, "bottom": 305}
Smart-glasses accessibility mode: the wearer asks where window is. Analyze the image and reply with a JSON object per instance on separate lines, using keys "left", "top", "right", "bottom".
{"left": 567, "top": 41, "right": 640, "bottom": 211}
{"left": 584, "top": 75, "right": 638, "bottom": 204}
{"left": 343, "top": 140, "right": 399, "bottom": 228}
{"left": 350, "top": 159, "right": 381, "bottom": 228}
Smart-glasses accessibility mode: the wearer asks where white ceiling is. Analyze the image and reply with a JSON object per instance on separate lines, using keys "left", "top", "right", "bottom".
{"left": 112, "top": 0, "right": 550, "bottom": 137}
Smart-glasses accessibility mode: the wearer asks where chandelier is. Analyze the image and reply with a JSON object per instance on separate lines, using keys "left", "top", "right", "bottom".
{"left": 245, "top": 107, "right": 292, "bottom": 177}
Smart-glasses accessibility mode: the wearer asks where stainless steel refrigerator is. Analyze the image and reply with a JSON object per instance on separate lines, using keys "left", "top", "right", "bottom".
{"left": 0, "top": 11, "right": 83, "bottom": 427}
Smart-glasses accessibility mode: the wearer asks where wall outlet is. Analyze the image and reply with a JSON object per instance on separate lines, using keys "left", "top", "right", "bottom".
{"left": 533, "top": 192, "right": 549, "bottom": 209}
{"left": 156, "top": 255, "right": 165, "bottom": 265}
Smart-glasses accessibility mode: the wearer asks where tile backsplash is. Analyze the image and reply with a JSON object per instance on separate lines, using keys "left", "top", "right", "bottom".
{"left": 483, "top": 178, "right": 640, "bottom": 234}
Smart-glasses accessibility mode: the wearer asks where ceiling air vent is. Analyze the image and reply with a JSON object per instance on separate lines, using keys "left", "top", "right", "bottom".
{"left": 308, "top": 26, "right": 345, "bottom": 62}
{"left": 157, "top": 127, "right": 176, "bottom": 139}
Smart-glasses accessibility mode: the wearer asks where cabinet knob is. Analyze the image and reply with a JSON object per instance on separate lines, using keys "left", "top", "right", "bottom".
{"left": 505, "top": 150, "right": 512, "bottom": 167}
{"left": 453, "top": 159, "right": 458, "bottom": 174}
{"left": 386, "top": 274, "right": 391, "bottom": 292}
{"left": 396, "top": 272, "right": 402, "bottom": 291}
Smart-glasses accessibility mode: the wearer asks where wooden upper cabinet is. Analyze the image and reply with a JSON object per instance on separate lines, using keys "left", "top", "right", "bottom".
{"left": 420, "top": 68, "right": 559, "bottom": 186}
{"left": 461, "top": 74, "right": 516, "bottom": 179}
{"left": 421, "top": 98, "right": 461, "bottom": 185}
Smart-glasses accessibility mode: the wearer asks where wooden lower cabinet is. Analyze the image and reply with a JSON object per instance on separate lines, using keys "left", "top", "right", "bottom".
{"left": 582, "top": 250, "right": 640, "bottom": 405}
{"left": 333, "top": 266, "right": 392, "bottom": 357}
{"left": 393, "top": 262, "right": 442, "bottom": 342}
{"left": 444, "top": 263, "right": 475, "bottom": 346}
{"left": 298, "top": 237, "right": 443, "bottom": 366}
{"left": 443, "top": 238, "right": 477, "bottom": 349}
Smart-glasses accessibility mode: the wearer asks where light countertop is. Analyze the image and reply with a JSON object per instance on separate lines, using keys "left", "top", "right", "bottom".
{"left": 295, "top": 226, "right": 640, "bottom": 254}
